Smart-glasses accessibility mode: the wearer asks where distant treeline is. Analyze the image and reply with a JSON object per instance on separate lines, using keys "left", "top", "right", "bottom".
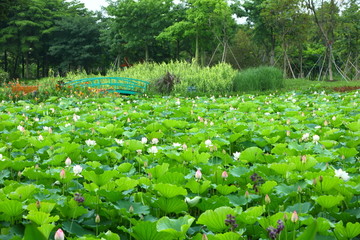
{"left": 0, "top": 0, "right": 359, "bottom": 80}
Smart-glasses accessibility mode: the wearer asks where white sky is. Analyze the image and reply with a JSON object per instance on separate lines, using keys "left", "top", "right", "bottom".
{"left": 78, "top": 0, "right": 109, "bottom": 12}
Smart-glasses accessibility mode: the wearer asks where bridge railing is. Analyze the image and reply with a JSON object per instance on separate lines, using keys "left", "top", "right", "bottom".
{"left": 64, "top": 77, "right": 150, "bottom": 94}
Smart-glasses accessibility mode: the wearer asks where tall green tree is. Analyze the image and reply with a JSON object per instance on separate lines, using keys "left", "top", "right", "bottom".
{"left": 107, "top": 0, "right": 174, "bottom": 62}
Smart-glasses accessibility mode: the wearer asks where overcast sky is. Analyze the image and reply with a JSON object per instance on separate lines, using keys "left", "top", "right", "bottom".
{"left": 78, "top": 0, "right": 109, "bottom": 12}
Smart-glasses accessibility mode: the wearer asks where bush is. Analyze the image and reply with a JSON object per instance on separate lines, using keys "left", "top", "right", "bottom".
{"left": 155, "top": 72, "right": 180, "bottom": 94}
{"left": 0, "top": 68, "right": 9, "bottom": 85}
{"left": 233, "top": 66, "right": 284, "bottom": 92}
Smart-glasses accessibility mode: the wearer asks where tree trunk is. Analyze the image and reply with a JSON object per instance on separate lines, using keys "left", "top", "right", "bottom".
{"left": 270, "top": 49, "right": 275, "bottom": 66}
{"left": 145, "top": 45, "right": 149, "bottom": 62}
{"left": 4, "top": 50, "right": 8, "bottom": 72}
{"left": 195, "top": 32, "right": 199, "bottom": 64}
{"left": 13, "top": 55, "right": 19, "bottom": 78}
{"left": 299, "top": 46, "right": 304, "bottom": 78}
{"left": 283, "top": 43, "right": 287, "bottom": 78}
{"left": 22, "top": 54, "right": 25, "bottom": 79}
{"left": 25, "top": 52, "right": 30, "bottom": 79}
{"left": 36, "top": 58, "right": 40, "bottom": 79}
{"left": 328, "top": 44, "right": 333, "bottom": 81}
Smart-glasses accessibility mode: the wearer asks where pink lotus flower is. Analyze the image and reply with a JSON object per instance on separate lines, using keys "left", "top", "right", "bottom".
{"left": 65, "top": 157, "right": 71, "bottom": 167}
{"left": 54, "top": 228, "right": 64, "bottom": 240}
{"left": 221, "top": 171, "right": 228, "bottom": 179}
{"left": 291, "top": 211, "right": 298, "bottom": 223}
{"left": 195, "top": 169, "right": 202, "bottom": 180}
{"left": 60, "top": 169, "right": 66, "bottom": 179}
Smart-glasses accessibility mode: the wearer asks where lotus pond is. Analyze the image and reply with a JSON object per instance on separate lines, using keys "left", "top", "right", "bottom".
{"left": 0, "top": 91, "right": 359, "bottom": 240}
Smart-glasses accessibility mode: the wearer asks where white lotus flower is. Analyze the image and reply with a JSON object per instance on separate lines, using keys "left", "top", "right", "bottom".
{"left": 38, "top": 135, "right": 44, "bottom": 141}
{"left": 141, "top": 137, "right": 148, "bottom": 144}
{"left": 65, "top": 157, "right": 72, "bottom": 167}
{"left": 73, "top": 114, "right": 80, "bottom": 122}
{"left": 151, "top": 138, "right": 159, "bottom": 144}
{"left": 85, "top": 139, "right": 96, "bottom": 146}
{"left": 17, "top": 125, "right": 25, "bottom": 132}
{"left": 173, "top": 143, "right": 181, "bottom": 148}
{"left": 115, "top": 138, "right": 124, "bottom": 145}
{"left": 148, "top": 146, "right": 158, "bottom": 154}
{"left": 301, "top": 133, "right": 310, "bottom": 141}
{"left": 334, "top": 168, "right": 350, "bottom": 181}
{"left": 205, "top": 139, "right": 213, "bottom": 147}
{"left": 233, "top": 151, "right": 241, "bottom": 160}
{"left": 0, "top": 154, "right": 4, "bottom": 161}
{"left": 73, "top": 165, "right": 83, "bottom": 176}
{"left": 313, "top": 135, "right": 320, "bottom": 143}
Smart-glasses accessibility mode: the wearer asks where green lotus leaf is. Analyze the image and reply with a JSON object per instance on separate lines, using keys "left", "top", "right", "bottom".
{"left": 197, "top": 206, "right": 236, "bottom": 232}
{"left": 0, "top": 199, "right": 24, "bottom": 217}
{"left": 153, "top": 183, "right": 187, "bottom": 198}
{"left": 230, "top": 167, "right": 248, "bottom": 177}
{"left": 346, "top": 121, "right": 360, "bottom": 131}
{"left": 154, "top": 197, "right": 188, "bottom": 214}
{"left": 163, "top": 119, "right": 188, "bottom": 129}
{"left": 114, "top": 200, "right": 150, "bottom": 215}
{"left": 287, "top": 155, "right": 317, "bottom": 171}
{"left": 62, "top": 220, "right": 93, "bottom": 237}
{"left": 98, "top": 230, "right": 120, "bottom": 240}
{"left": 210, "top": 232, "right": 244, "bottom": 240}
{"left": 296, "top": 219, "right": 317, "bottom": 240}
{"left": 23, "top": 223, "right": 47, "bottom": 240}
{"left": 123, "top": 139, "right": 144, "bottom": 151}
{"left": 147, "top": 163, "right": 169, "bottom": 179}
{"left": 315, "top": 195, "right": 344, "bottom": 209}
{"left": 156, "top": 215, "right": 195, "bottom": 239}
{"left": 237, "top": 206, "right": 265, "bottom": 225}
{"left": 9, "top": 184, "right": 37, "bottom": 201}
{"left": 335, "top": 221, "right": 360, "bottom": 239}
{"left": 216, "top": 185, "right": 238, "bottom": 195}
{"left": 24, "top": 211, "right": 59, "bottom": 225}
{"left": 27, "top": 202, "right": 56, "bottom": 213}
{"left": 269, "top": 163, "right": 296, "bottom": 175}
{"left": 158, "top": 172, "right": 186, "bottom": 185}
{"left": 285, "top": 202, "right": 313, "bottom": 214}
{"left": 82, "top": 170, "right": 118, "bottom": 186}
{"left": 117, "top": 162, "right": 133, "bottom": 173}
{"left": 336, "top": 147, "right": 358, "bottom": 158}
{"left": 239, "top": 147, "right": 265, "bottom": 163}
{"left": 319, "top": 140, "right": 338, "bottom": 149}
{"left": 115, "top": 177, "right": 139, "bottom": 192}
{"left": 259, "top": 181, "right": 278, "bottom": 194}
{"left": 186, "top": 179, "right": 211, "bottom": 194}
{"left": 57, "top": 199, "right": 88, "bottom": 218}
{"left": 315, "top": 176, "right": 340, "bottom": 192}
{"left": 185, "top": 196, "right": 201, "bottom": 207}
{"left": 317, "top": 217, "right": 335, "bottom": 234}
{"left": 129, "top": 221, "right": 172, "bottom": 240}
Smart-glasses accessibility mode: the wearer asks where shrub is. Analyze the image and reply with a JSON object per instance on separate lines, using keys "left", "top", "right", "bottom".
{"left": 233, "top": 66, "right": 284, "bottom": 92}
{"left": 155, "top": 72, "right": 180, "bottom": 94}
{"left": 0, "top": 68, "right": 9, "bottom": 85}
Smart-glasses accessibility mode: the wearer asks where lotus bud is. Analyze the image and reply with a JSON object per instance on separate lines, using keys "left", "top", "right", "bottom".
{"left": 95, "top": 214, "right": 100, "bottom": 223}
{"left": 301, "top": 155, "right": 307, "bottom": 164}
{"left": 286, "top": 130, "right": 291, "bottom": 136}
{"left": 143, "top": 161, "right": 148, "bottom": 168}
{"left": 202, "top": 234, "right": 208, "bottom": 240}
{"left": 297, "top": 186, "right": 302, "bottom": 193}
{"left": 291, "top": 211, "right": 298, "bottom": 223}
{"left": 129, "top": 205, "right": 134, "bottom": 214}
{"left": 313, "top": 178, "right": 317, "bottom": 185}
{"left": 283, "top": 213, "right": 288, "bottom": 221}
{"left": 319, "top": 175, "right": 323, "bottom": 182}
{"left": 265, "top": 194, "right": 271, "bottom": 204}
{"left": 65, "top": 157, "right": 71, "bottom": 167}
{"left": 36, "top": 200, "right": 41, "bottom": 209}
{"left": 221, "top": 171, "right": 228, "bottom": 179}
{"left": 54, "top": 228, "right": 65, "bottom": 240}
{"left": 18, "top": 171, "right": 22, "bottom": 178}
{"left": 245, "top": 191, "right": 250, "bottom": 198}
{"left": 195, "top": 169, "right": 202, "bottom": 180}
{"left": 60, "top": 169, "right": 66, "bottom": 179}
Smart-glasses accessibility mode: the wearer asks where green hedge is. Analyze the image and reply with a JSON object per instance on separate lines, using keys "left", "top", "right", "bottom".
{"left": 233, "top": 66, "right": 284, "bottom": 92}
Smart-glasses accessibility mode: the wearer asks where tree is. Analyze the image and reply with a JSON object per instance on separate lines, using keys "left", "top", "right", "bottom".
{"left": 107, "top": 0, "right": 174, "bottom": 62}
{"left": 48, "top": 15, "right": 102, "bottom": 74}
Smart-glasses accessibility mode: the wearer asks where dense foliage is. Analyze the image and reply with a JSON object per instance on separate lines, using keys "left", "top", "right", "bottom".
{"left": 0, "top": 0, "right": 359, "bottom": 81}
{"left": 0, "top": 91, "right": 359, "bottom": 239}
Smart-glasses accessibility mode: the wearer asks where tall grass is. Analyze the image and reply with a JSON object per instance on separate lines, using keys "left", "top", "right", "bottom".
{"left": 107, "top": 61, "right": 237, "bottom": 94}
{"left": 233, "top": 66, "right": 284, "bottom": 92}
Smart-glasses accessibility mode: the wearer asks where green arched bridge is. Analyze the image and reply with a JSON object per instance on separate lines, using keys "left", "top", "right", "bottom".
{"left": 64, "top": 77, "right": 150, "bottom": 95}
